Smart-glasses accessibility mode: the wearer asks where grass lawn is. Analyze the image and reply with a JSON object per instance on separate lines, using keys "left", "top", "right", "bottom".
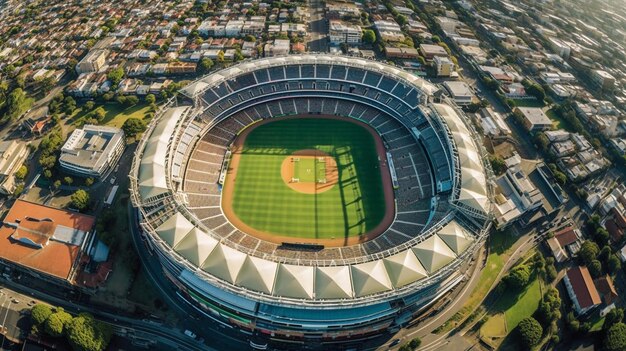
{"left": 512, "top": 98, "right": 545, "bottom": 108}
{"left": 495, "top": 276, "right": 542, "bottom": 330}
{"left": 227, "top": 117, "right": 386, "bottom": 239}
{"left": 546, "top": 108, "right": 575, "bottom": 132}
{"left": 70, "top": 102, "right": 149, "bottom": 128}
{"left": 481, "top": 313, "right": 507, "bottom": 338}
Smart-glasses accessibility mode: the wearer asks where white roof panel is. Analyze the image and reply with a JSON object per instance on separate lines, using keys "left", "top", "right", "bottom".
{"left": 412, "top": 235, "right": 456, "bottom": 273}
{"left": 351, "top": 260, "right": 393, "bottom": 297}
{"left": 383, "top": 250, "right": 428, "bottom": 287}
{"left": 274, "top": 264, "right": 314, "bottom": 299}
{"left": 315, "top": 266, "right": 353, "bottom": 299}
{"left": 155, "top": 212, "right": 194, "bottom": 247}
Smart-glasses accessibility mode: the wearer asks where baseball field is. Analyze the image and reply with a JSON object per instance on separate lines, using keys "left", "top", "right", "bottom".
{"left": 221, "top": 116, "right": 394, "bottom": 244}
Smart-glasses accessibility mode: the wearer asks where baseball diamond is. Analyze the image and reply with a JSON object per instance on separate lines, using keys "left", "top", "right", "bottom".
{"left": 221, "top": 116, "right": 394, "bottom": 244}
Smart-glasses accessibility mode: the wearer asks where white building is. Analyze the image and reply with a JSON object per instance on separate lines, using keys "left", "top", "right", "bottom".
{"left": 0, "top": 141, "right": 29, "bottom": 194}
{"left": 434, "top": 56, "right": 455, "bottom": 77}
{"left": 443, "top": 81, "right": 474, "bottom": 106}
{"left": 59, "top": 125, "right": 125, "bottom": 178}
{"left": 329, "top": 21, "right": 362, "bottom": 45}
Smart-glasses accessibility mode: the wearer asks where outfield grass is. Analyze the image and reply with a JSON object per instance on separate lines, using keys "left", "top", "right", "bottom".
{"left": 228, "top": 118, "right": 386, "bottom": 239}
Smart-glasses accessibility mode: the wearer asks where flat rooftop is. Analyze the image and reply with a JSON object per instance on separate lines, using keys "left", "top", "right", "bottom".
{"left": 0, "top": 200, "right": 95, "bottom": 281}
{"left": 59, "top": 125, "right": 123, "bottom": 171}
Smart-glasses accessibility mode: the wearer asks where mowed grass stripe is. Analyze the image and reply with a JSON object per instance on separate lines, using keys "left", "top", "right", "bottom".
{"left": 229, "top": 118, "right": 386, "bottom": 239}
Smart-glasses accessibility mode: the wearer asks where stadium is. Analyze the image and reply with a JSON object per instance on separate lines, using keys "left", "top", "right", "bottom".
{"left": 130, "top": 54, "right": 494, "bottom": 350}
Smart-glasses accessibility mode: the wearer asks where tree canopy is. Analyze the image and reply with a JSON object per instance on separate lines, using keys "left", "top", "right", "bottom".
{"left": 122, "top": 117, "right": 147, "bottom": 137}
{"left": 31, "top": 304, "right": 53, "bottom": 327}
{"left": 362, "top": 29, "right": 376, "bottom": 44}
{"left": 107, "top": 67, "right": 124, "bottom": 87}
{"left": 505, "top": 264, "right": 531, "bottom": 289}
{"left": 70, "top": 189, "right": 90, "bottom": 211}
{"left": 66, "top": 313, "right": 112, "bottom": 351}
{"left": 518, "top": 317, "right": 543, "bottom": 347}
{"left": 578, "top": 241, "right": 600, "bottom": 266}
{"left": 604, "top": 323, "right": 626, "bottom": 351}
{"left": 44, "top": 308, "right": 73, "bottom": 337}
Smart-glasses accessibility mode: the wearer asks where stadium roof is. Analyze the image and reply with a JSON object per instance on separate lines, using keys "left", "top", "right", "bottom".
{"left": 433, "top": 103, "right": 490, "bottom": 213}
{"left": 138, "top": 107, "right": 187, "bottom": 199}
{"left": 0, "top": 200, "right": 95, "bottom": 281}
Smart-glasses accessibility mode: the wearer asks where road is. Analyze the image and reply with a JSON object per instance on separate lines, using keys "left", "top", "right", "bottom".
{"left": 306, "top": 0, "right": 328, "bottom": 52}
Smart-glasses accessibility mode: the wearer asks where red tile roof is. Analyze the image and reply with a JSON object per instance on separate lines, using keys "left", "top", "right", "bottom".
{"left": 567, "top": 266, "right": 601, "bottom": 309}
{"left": 595, "top": 275, "right": 618, "bottom": 305}
{"left": 0, "top": 200, "right": 95, "bottom": 282}
{"left": 555, "top": 226, "right": 579, "bottom": 246}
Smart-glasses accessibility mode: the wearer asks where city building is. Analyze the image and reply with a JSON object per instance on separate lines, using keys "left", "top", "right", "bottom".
{"left": 384, "top": 47, "right": 419, "bottom": 59}
{"left": 443, "top": 81, "right": 474, "bottom": 106}
{"left": 59, "top": 125, "right": 125, "bottom": 178}
{"left": 591, "top": 69, "right": 616, "bottom": 92}
{"left": 434, "top": 56, "right": 455, "bottom": 77}
{"left": 264, "top": 39, "right": 290, "bottom": 57}
{"left": 419, "top": 44, "right": 448, "bottom": 60}
{"left": 515, "top": 107, "right": 552, "bottom": 131}
{"left": 0, "top": 140, "right": 29, "bottom": 195}
{"left": 0, "top": 200, "right": 96, "bottom": 288}
{"left": 75, "top": 49, "right": 108, "bottom": 74}
{"left": 374, "top": 21, "right": 404, "bottom": 42}
{"left": 329, "top": 21, "right": 362, "bottom": 45}
{"left": 564, "top": 266, "right": 601, "bottom": 315}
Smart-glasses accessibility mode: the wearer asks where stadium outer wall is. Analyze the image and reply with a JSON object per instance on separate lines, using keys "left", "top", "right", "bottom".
{"left": 129, "top": 55, "right": 494, "bottom": 350}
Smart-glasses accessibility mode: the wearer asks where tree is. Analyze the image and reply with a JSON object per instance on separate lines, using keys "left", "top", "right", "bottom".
{"left": 608, "top": 255, "right": 622, "bottom": 275}
{"left": 45, "top": 308, "right": 73, "bottom": 337}
{"left": 5, "top": 88, "right": 27, "bottom": 121}
{"left": 93, "top": 107, "right": 106, "bottom": 122}
{"left": 518, "top": 317, "right": 543, "bottom": 347}
{"left": 244, "top": 35, "right": 256, "bottom": 42}
{"left": 64, "top": 96, "right": 77, "bottom": 115}
{"left": 604, "top": 323, "right": 626, "bottom": 351}
{"left": 84, "top": 101, "right": 95, "bottom": 111}
{"left": 408, "top": 337, "right": 421, "bottom": 349}
{"left": 505, "top": 264, "right": 531, "bottom": 289}
{"left": 124, "top": 95, "right": 139, "bottom": 106}
{"left": 64, "top": 176, "right": 73, "bottom": 186}
{"left": 70, "top": 189, "right": 90, "bottom": 211}
{"left": 122, "top": 118, "right": 146, "bottom": 137}
{"left": 603, "top": 308, "right": 624, "bottom": 331}
{"left": 588, "top": 260, "right": 603, "bottom": 278}
{"left": 39, "top": 155, "right": 57, "bottom": 170}
{"left": 578, "top": 241, "right": 600, "bottom": 265}
{"left": 31, "top": 304, "right": 53, "bottom": 327}
{"left": 85, "top": 177, "right": 94, "bottom": 187}
{"left": 199, "top": 58, "right": 214, "bottom": 73}
{"left": 15, "top": 165, "right": 27, "bottom": 180}
{"left": 53, "top": 180, "right": 61, "bottom": 190}
{"left": 107, "top": 67, "right": 124, "bottom": 87}
{"left": 217, "top": 51, "right": 225, "bottom": 62}
{"left": 537, "top": 287, "right": 561, "bottom": 325}
{"left": 145, "top": 94, "right": 156, "bottom": 104}
{"left": 66, "top": 313, "right": 112, "bottom": 351}
{"left": 362, "top": 29, "right": 376, "bottom": 44}
{"left": 44, "top": 169, "right": 53, "bottom": 178}
{"left": 488, "top": 154, "right": 506, "bottom": 175}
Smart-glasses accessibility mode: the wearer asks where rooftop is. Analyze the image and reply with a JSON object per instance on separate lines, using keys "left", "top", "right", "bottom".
{"left": 566, "top": 266, "right": 601, "bottom": 310}
{"left": 0, "top": 200, "right": 95, "bottom": 281}
{"left": 59, "top": 125, "right": 124, "bottom": 171}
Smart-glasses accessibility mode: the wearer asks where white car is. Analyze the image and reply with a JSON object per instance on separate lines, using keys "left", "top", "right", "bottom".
{"left": 110, "top": 177, "right": 116, "bottom": 185}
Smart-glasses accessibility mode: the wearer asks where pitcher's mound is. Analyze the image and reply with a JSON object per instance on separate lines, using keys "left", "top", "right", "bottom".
{"left": 281, "top": 149, "right": 338, "bottom": 194}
